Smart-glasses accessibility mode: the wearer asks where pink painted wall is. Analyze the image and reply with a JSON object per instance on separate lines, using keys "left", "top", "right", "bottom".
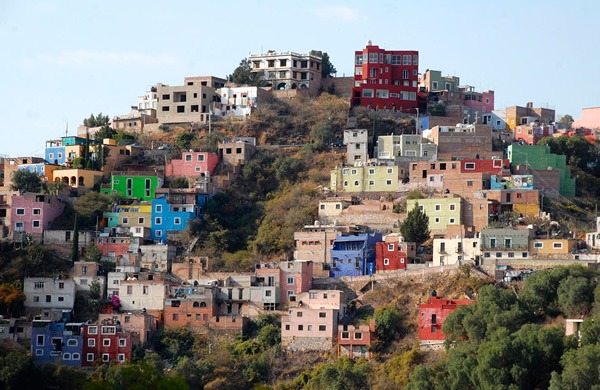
{"left": 573, "top": 107, "right": 600, "bottom": 129}
{"left": 11, "top": 194, "right": 64, "bottom": 235}
{"left": 165, "top": 151, "right": 219, "bottom": 177}
{"left": 464, "top": 90, "right": 495, "bottom": 113}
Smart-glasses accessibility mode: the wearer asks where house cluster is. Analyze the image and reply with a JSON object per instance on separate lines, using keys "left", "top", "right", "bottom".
{"left": 4, "top": 41, "right": 600, "bottom": 365}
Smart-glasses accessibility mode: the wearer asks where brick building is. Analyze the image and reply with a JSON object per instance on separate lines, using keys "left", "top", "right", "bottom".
{"left": 82, "top": 320, "right": 132, "bottom": 366}
{"left": 338, "top": 322, "right": 375, "bottom": 359}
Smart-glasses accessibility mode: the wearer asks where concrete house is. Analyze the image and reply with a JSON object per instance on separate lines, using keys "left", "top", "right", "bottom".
{"left": 432, "top": 237, "right": 481, "bottom": 267}
{"left": 480, "top": 227, "right": 534, "bottom": 262}
{"left": 407, "top": 197, "right": 462, "bottom": 235}
{"left": 156, "top": 76, "right": 226, "bottom": 125}
{"left": 31, "top": 320, "right": 84, "bottom": 366}
{"left": 418, "top": 294, "right": 472, "bottom": 349}
{"left": 294, "top": 223, "right": 352, "bottom": 277}
{"left": 338, "top": 322, "right": 376, "bottom": 360}
{"left": 24, "top": 277, "right": 76, "bottom": 319}
{"left": 330, "top": 164, "right": 402, "bottom": 193}
{"left": 281, "top": 290, "right": 347, "bottom": 352}
{"left": 344, "top": 129, "right": 369, "bottom": 164}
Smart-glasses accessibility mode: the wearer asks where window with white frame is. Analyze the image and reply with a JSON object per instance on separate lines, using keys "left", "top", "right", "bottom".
{"left": 383, "top": 258, "right": 390, "bottom": 265}
{"left": 118, "top": 338, "right": 126, "bottom": 347}
{"left": 102, "top": 354, "right": 110, "bottom": 362}
{"left": 118, "top": 353, "right": 125, "bottom": 362}
{"left": 103, "top": 338, "right": 110, "bottom": 347}
{"left": 88, "top": 326, "right": 98, "bottom": 335}
{"left": 88, "top": 338, "right": 95, "bottom": 347}
{"left": 87, "top": 353, "right": 94, "bottom": 362}
{"left": 388, "top": 244, "right": 394, "bottom": 251}
{"left": 464, "top": 162, "right": 475, "bottom": 170}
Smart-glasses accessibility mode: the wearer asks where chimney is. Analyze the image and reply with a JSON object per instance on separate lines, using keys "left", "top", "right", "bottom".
{"left": 526, "top": 102, "right": 533, "bottom": 109}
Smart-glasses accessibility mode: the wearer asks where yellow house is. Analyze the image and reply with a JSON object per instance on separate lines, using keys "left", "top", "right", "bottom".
{"left": 52, "top": 168, "right": 103, "bottom": 189}
{"left": 529, "top": 238, "right": 576, "bottom": 256}
{"left": 114, "top": 203, "right": 153, "bottom": 230}
{"left": 513, "top": 203, "right": 540, "bottom": 218}
{"left": 330, "top": 165, "right": 400, "bottom": 193}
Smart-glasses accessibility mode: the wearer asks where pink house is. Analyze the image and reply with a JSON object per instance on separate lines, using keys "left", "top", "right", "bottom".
{"left": 11, "top": 193, "right": 64, "bottom": 236}
{"left": 165, "top": 151, "right": 219, "bottom": 178}
{"left": 572, "top": 107, "right": 600, "bottom": 130}
{"left": 255, "top": 260, "right": 313, "bottom": 305}
{"left": 281, "top": 290, "right": 347, "bottom": 351}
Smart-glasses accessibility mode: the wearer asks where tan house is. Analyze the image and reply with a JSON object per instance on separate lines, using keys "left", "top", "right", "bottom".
{"left": 529, "top": 238, "right": 576, "bottom": 257}
{"left": 156, "top": 76, "right": 226, "bottom": 125}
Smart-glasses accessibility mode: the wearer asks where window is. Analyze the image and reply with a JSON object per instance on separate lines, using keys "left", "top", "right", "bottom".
{"left": 449, "top": 204, "right": 456, "bottom": 211}
{"left": 154, "top": 217, "right": 162, "bottom": 225}
{"left": 174, "top": 217, "right": 181, "bottom": 225}
{"left": 72, "top": 353, "right": 80, "bottom": 360}
{"left": 87, "top": 353, "right": 94, "bottom": 362}
{"left": 297, "top": 311, "right": 303, "bottom": 317}
{"left": 387, "top": 168, "right": 393, "bottom": 174}
{"left": 34, "top": 281, "right": 44, "bottom": 289}
{"left": 46, "top": 295, "right": 51, "bottom": 303}
{"left": 37, "top": 335, "right": 45, "bottom": 346}
{"left": 307, "top": 325, "right": 313, "bottom": 331}
{"left": 534, "top": 242, "right": 543, "bottom": 248}
{"left": 118, "top": 339, "right": 126, "bottom": 347}
{"left": 16, "top": 208, "right": 25, "bottom": 215}
{"left": 388, "top": 244, "right": 394, "bottom": 251}
{"left": 496, "top": 252, "right": 502, "bottom": 258}
{"left": 319, "top": 325, "right": 326, "bottom": 331}
{"left": 435, "top": 217, "right": 440, "bottom": 223}
{"left": 435, "top": 204, "right": 441, "bottom": 211}
{"left": 63, "top": 353, "right": 71, "bottom": 360}
{"left": 449, "top": 218, "right": 456, "bottom": 224}
{"left": 88, "top": 326, "right": 98, "bottom": 335}
{"left": 285, "top": 324, "right": 290, "bottom": 331}
{"left": 102, "top": 354, "right": 110, "bottom": 362}
{"left": 127, "top": 285, "right": 133, "bottom": 294}
{"left": 265, "top": 290, "right": 272, "bottom": 297}
{"left": 88, "top": 338, "right": 95, "bottom": 347}
{"left": 172, "top": 313, "right": 179, "bottom": 321}
{"left": 354, "top": 332, "right": 363, "bottom": 339}
{"left": 33, "top": 208, "right": 41, "bottom": 215}
{"left": 185, "top": 154, "right": 192, "bottom": 162}
{"left": 298, "top": 325, "right": 303, "bottom": 331}
{"left": 155, "top": 205, "right": 162, "bottom": 213}
{"left": 118, "top": 354, "right": 125, "bottom": 362}
{"left": 103, "top": 338, "right": 110, "bottom": 347}
{"left": 143, "top": 285, "right": 148, "bottom": 294}
{"left": 386, "top": 180, "right": 392, "bottom": 186}
{"left": 287, "top": 277, "right": 294, "bottom": 285}
{"left": 122, "top": 217, "right": 129, "bottom": 224}
{"left": 467, "top": 180, "right": 473, "bottom": 187}
{"left": 362, "top": 89, "right": 373, "bottom": 98}
{"left": 67, "top": 339, "right": 78, "bottom": 347}
{"left": 464, "top": 162, "right": 475, "bottom": 170}
{"left": 383, "top": 258, "right": 390, "bottom": 265}
{"left": 553, "top": 242, "right": 563, "bottom": 249}
{"left": 33, "top": 296, "right": 39, "bottom": 302}
{"left": 376, "top": 89, "right": 389, "bottom": 98}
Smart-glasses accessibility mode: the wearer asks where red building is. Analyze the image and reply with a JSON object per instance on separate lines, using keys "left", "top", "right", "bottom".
{"left": 375, "top": 240, "right": 408, "bottom": 271}
{"left": 351, "top": 41, "right": 419, "bottom": 113}
{"left": 418, "top": 294, "right": 472, "bottom": 348}
{"left": 82, "top": 320, "right": 132, "bottom": 366}
{"left": 459, "top": 158, "right": 510, "bottom": 174}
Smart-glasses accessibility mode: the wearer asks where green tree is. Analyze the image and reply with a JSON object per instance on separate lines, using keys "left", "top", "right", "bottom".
{"left": 400, "top": 203, "right": 430, "bottom": 245}
{"left": 94, "top": 125, "right": 117, "bottom": 141}
{"left": 273, "top": 156, "right": 305, "bottom": 184}
{"left": 373, "top": 305, "right": 405, "bottom": 349}
{"left": 83, "top": 113, "right": 110, "bottom": 128}
{"left": 303, "top": 357, "right": 371, "bottom": 390}
{"left": 10, "top": 169, "right": 44, "bottom": 193}
{"left": 73, "top": 192, "right": 112, "bottom": 220}
{"left": 309, "top": 120, "right": 334, "bottom": 150}
{"left": 549, "top": 343, "right": 600, "bottom": 390}
{"left": 557, "top": 275, "right": 594, "bottom": 317}
{"left": 89, "top": 279, "right": 101, "bottom": 299}
{"left": 310, "top": 50, "right": 337, "bottom": 78}
{"left": 83, "top": 245, "right": 103, "bottom": 263}
{"left": 558, "top": 114, "right": 574, "bottom": 129}
{"left": 228, "top": 58, "right": 265, "bottom": 86}
{"left": 176, "top": 132, "right": 195, "bottom": 150}
{"left": 429, "top": 103, "right": 447, "bottom": 117}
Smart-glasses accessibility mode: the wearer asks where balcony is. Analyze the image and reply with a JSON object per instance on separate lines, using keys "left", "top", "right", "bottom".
{"left": 481, "top": 245, "right": 528, "bottom": 251}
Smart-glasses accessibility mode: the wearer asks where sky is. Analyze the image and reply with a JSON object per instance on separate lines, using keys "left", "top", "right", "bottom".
{"left": 1, "top": 0, "right": 597, "bottom": 157}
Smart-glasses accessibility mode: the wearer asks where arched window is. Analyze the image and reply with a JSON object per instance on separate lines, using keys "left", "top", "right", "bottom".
{"left": 200, "top": 302, "right": 207, "bottom": 308}
{"left": 192, "top": 301, "right": 200, "bottom": 308}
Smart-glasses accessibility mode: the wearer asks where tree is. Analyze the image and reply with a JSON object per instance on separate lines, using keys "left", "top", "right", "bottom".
{"left": 73, "top": 192, "right": 111, "bottom": 220}
{"left": 549, "top": 343, "right": 600, "bottom": 389}
{"left": 83, "top": 113, "right": 110, "bottom": 128}
{"left": 0, "top": 283, "right": 25, "bottom": 317}
{"left": 557, "top": 275, "right": 594, "bottom": 317}
{"left": 373, "top": 305, "right": 405, "bottom": 351}
{"left": 400, "top": 203, "right": 430, "bottom": 245}
{"left": 10, "top": 169, "right": 44, "bottom": 193}
{"left": 176, "top": 132, "right": 195, "bottom": 150}
{"left": 309, "top": 120, "right": 334, "bottom": 150}
{"left": 93, "top": 125, "right": 116, "bottom": 141}
{"left": 558, "top": 114, "right": 574, "bottom": 129}
{"left": 228, "top": 58, "right": 265, "bottom": 86}
{"left": 310, "top": 50, "right": 337, "bottom": 78}
{"left": 89, "top": 279, "right": 101, "bottom": 299}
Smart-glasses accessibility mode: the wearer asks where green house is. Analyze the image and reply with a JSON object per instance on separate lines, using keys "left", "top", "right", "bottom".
{"left": 507, "top": 144, "right": 575, "bottom": 197}
{"left": 101, "top": 171, "right": 164, "bottom": 201}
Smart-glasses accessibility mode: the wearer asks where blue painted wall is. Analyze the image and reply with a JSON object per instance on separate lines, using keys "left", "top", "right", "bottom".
{"left": 330, "top": 233, "right": 382, "bottom": 277}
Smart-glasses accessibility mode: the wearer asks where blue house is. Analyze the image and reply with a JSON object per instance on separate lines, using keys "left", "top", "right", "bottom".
{"left": 31, "top": 320, "right": 84, "bottom": 366}
{"left": 151, "top": 196, "right": 198, "bottom": 243}
{"left": 45, "top": 140, "right": 66, "bottom": 165}
{"left": 330, "top": 233, "right": 382, "bottom": 278}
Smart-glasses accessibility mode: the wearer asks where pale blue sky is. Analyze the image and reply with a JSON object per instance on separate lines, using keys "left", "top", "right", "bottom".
{"left": 1, "top": 0, "right": 596, "bottom": 157}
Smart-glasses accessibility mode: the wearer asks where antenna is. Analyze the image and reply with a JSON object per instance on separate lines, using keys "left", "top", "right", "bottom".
{"left": 65, "top": 123, "right": 68, "bottom": 137}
